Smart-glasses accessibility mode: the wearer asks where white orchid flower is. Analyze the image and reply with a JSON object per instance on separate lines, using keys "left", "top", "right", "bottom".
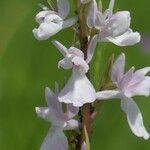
{"left": 36, "top": 85, "right": 79, "bottom": 150}
{"left": 96, "top": 53, "right": 150, "bottom": 139}
{"left": 52, "top": 36, "right": 98, "bottom": 107}
{"left": 87, "top": 0, "right": 141, "bottom": 46}
{"left": 33, "top": 0, "right": 77, "bottom": 40}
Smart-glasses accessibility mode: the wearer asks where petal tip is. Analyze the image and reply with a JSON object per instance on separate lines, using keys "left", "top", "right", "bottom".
{"left": 120, "top": 52, "right": 125, "bottom": 59}
{"left": 144, "top": 134, "right": 150, "bottom": 140}
{"left": 35, "top": 107, "right": 41, "bottom": 115}
{"left": 45, "top": 87, "right": 50, "bottom": 92}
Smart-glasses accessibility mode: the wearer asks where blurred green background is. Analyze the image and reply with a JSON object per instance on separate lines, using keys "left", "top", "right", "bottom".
{"left": 0, "top": 0, "right": 150, "bottom": 149}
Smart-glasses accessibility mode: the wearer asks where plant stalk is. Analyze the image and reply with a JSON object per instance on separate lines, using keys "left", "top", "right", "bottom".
{"left": 76, "top": 1, "right": 93, "bottom": 149}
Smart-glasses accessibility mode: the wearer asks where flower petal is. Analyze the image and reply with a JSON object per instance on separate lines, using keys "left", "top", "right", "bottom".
{"left": 66, "top": 104, "right": 79, "bottom": 119}
{"left": 96, "top": 90, "right": 120, "bottom": 100}
{"left": 35, "top": 107, "right": 64, "bottom": 125}
{"left": 107, "top": 11, "right": 131, "bottom": 37}
{"left": 35, "top": 10, "right": 54, "bottom": 24}
{"left": 121, "top": 97, "right": 150, "bottom": 140}
{"left": 87, "top": 0, "right": 98, "bottom": 28}
{"left": 35, "top": 107, "right": 50, "bottom": 121}
{"left": 40, "top": 128, "right": 68, "bottom": 150}
{"left": 33, "top": 22, "right": 63, "bottom": 40}
{"left": 94, "top": 12, "right": 105, "bottom": 29}
{"left": 72, "top": 56, "right": 89, "bottom": 74}
{"left": 58, "top": 58, "right": 73, "bottom": 69}
{"left": 52, "top": 40, "right": 68, "bottom": 56}
{"left": 129, "top": 67, "right": 150, "bottom": 86}
{"left": 64, "top": 119, "right": 79, "bottom": 130}
{"left": 86, "top": 35, "right": 98, "bottom": 64}
{"left": 63, "top": 17, "right": 78, "bottom": 28}
{"left": 57, "top": 0, "right": 70, "bottom": 19}
{"left": 103, "top": 30, "right": 141, "bottom": 46}
{"left": 112, "top": 53, "right": 125, "bottom": 83}
{"left": 58, "top": 71, "right": 96, "bottom": 107}
{"left": 133, "top": 67, "right": 150, "bottom": 77}
{"left": 68, "top": 47, "right": 84, "bottom": 58}
{"left": 119, "top": 67, "right": 134, "bottom": 91}
{"left": 81, "top": 142, "right": 87, "bottom": 150}
{"left": 45, "top": 87, "right": 64, "bottom": 116}
{"left": 125, "top": 77, "right": 150, "bottom": 97}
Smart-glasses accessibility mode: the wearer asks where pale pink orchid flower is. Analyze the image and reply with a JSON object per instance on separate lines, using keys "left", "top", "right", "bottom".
{"left": 36, "top": 85, "right": 79, "bottom": 150}
{"left": 97, "top": 53, "right": 150, "bottom": 139}
{"left": 87, "top": 0, "right": 141, "bottom": 46}
{"left": 52, "top": 36, "right": 98, "bottom": 107}
{"left": 33, "top": 0, "right": 77, "bottom": 40}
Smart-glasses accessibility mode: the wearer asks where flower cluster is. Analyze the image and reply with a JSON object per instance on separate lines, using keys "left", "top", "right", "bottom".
{"left": 33, "top": 0, "right": 150, "bottom": 150}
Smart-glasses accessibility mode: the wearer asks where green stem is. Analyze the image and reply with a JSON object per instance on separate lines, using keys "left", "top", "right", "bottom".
{"left": 75, "top": 1, "right": 93, "bottom": 149}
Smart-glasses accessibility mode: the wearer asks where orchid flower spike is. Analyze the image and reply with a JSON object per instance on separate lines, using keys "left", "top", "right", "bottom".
{"left": 36, "top": 85, "right": 79, "bottom": 150}
{"left": 33, "top": 0, "right": 77, "bottom": 40}
{"left": 52, "top": 36, "right": 97, "bottom": 107}
{"left": 87, "top": 0, "right": 141, "bottom": 46}
{"left": 96, "top": 53, "right": 150, "bottom": 139}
